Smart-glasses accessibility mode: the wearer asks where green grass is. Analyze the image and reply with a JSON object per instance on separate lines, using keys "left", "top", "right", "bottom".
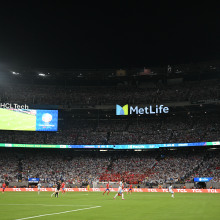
{"left": 0, "top": 108, "right": 36, "bottom": 131}
{"left": 0, "top": 192, "right": 220, "bottom": 220}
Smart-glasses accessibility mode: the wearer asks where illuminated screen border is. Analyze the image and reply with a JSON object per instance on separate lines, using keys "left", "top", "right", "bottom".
{"left": 0, "top": 141, "right": 219, "bottom": 149}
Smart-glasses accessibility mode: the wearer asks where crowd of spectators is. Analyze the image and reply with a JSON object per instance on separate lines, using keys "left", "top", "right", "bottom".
{"left": 190, "top": 151, "right": 220, "bottom": 182}
{"left": 1, "top": 112, "right": 219, "bottom": 145}
{"left": 99, "top": 152, "right": 157, "bottom": 184}
{"left": 0, "top": 75, "right": 219, "bottom": 145}
{"left": 1, "top": 149, "right": 219, "bottom": 186}
{"left": 0, "top": 79, "right": 219, "bottom": 106}
{"left": 148, "top": 150, "right": 204, "bottom": 184}
{"left": 0, "top": 150, "right": 20, "bottom": 183}
{"left": 21, "top": 151, "right": 111, "bottom": 187}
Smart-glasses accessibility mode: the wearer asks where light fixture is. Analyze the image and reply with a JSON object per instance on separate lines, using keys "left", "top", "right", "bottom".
{"left": 12, "top": 71, "right": 19, "bottom": 75}
{"left": 38, "top": 73, "right": 46, "bottom": 77}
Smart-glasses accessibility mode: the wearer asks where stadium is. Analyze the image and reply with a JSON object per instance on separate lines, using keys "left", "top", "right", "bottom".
{"left": 0, "top": 60, "right": 220, "bottom": 219}
{"left": 0, "top": 2, "right": 220, "bottom": 220}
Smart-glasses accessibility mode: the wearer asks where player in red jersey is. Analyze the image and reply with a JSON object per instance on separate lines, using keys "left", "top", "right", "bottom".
{"left": 103, "top": 182, "right": 110, "bottom": 195}
{"left": 2, "top": 182, "right": 6, "bottom": 193}
{"left": 127, "top": 184, "right": 133, "bottom": 194}
{"left": 61, "top": 182, "right": 66, "bottom": 194}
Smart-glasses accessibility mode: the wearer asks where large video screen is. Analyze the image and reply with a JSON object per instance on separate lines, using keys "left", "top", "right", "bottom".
{"left": 0, "top": 108, "right": 58, "bottom": 131}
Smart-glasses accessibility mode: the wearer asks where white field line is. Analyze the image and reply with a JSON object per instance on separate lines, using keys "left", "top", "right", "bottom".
{"left": 4, "top": 204, "right": 93, "bottom": 207}
{"left": 15, "top": 206, "right": 101, "bottom": 220}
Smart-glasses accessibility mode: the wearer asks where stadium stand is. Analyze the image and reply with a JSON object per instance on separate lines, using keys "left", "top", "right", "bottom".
{"left": 0, "top": 78, "right": 219, "bottom": 105}
{"left": 0, "top": 148, "right": 219, "bottom": 187}
{"left": 0, "top": 60, "right": 220, "bottom": 188}
{"left": 0, "top": 112, "right": 219, "bottom": 145}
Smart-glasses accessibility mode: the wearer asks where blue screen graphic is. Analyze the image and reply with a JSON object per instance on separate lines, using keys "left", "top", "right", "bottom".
{"left": 194, "top": 177, "right": 213, "bottom": 182}
{"left": 36, "top": 110, "right": 58, "bottom": 131}
{"left": 28, "top": 178, "right": 40, "bottom": 182}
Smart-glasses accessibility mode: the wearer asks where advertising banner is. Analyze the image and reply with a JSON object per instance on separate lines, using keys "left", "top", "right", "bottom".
{"left": 1, "top": 188, "right": 220, "bottom": 193}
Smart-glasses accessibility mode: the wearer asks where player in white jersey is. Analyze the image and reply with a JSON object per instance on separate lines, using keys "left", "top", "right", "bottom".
{"left": 169, "top": 184, "right": 174, "bottom": 198}
{"left": 37, "top": 182, "right": 41, "bottom": 195}
{"left": 114, "top": 181, "right": 125, "bottom": 200}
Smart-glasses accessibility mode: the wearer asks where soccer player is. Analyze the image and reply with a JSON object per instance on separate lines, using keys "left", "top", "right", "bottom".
{"left": 2, "top": 182, "right": 6, "bottom": 193}
{"left": 127, "top": 184, "right": 132, "bottom": 194}
{"left": 51, "top": 181, "right": 61, "bottom": 198}
{"left": 37, "top": 181, "right": 41, "bottom": 195}
{"left": 61, "top": 181, "right": 66, "bottom": 194}
{"left": 87, "top": 184, "right": 90, "bottom": 192}
{"left": 169, "top": 184, "right": 174, "bottom": 198}
{"left": 103, "top": 182, "right": 110, "bottom": 195}
{"left": 114, "top": 180, "right": 125, "bottom": 200}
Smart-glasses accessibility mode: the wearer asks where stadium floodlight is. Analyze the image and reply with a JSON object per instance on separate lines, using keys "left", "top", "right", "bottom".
{"left": 38, "top": 73, "right": 46, "bottom": 77}
{"left": 12, "top": 71, "right": 20, "bottom": 75}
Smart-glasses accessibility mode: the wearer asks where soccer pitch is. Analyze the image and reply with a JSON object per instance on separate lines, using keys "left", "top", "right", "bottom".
{"left": 0, "top": 108, "right": 36, "bottom": 131}
{"left": 0, "top": 192, "right": 219, "bottom": 220}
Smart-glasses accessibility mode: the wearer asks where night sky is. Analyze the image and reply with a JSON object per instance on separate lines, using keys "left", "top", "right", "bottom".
{"left": 0, "top": 2, "right": 219, "bottom": 68}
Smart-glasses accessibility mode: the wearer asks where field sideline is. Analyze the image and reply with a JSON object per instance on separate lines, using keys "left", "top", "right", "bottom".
{"left": 0, "top": 192, "right": 219, "bottom": 220}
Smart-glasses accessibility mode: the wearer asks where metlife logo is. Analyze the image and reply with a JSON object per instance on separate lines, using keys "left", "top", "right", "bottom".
{"left": 116, "top": 104, "right": 128, "bottom": 115}
{"left": 116, "top": 104, "right": 169, "bottom": 115}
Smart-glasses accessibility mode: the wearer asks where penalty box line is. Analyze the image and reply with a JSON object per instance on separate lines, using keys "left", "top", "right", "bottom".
{"left": 15, "top": 206, "right": 101, "bottom": 220}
